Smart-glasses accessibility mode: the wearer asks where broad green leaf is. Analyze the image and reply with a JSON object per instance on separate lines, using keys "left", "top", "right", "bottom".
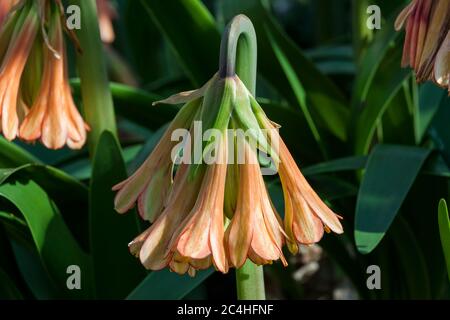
{"left": 390, "top": 217, "right": 431, "bottom": 299}
{"left": 438, "top": 199, "right": 450, "bottom": 282}
{"left": 355, "top": 144, "right": 431, "bottom": 254}
{"left": 253, "top": 99, "right": 322, "bottom": 163}
{"left": 309, "top": 175, "right": 357, "bottom": 201}
{"left": 265, "top": 27, "right": 326, "bottom": 156}
{"left": 9, "top": 240, "right": 57, "bottom": 299}
{"left": 89, "top": 131, "right": 145, "bottom": 299}
{"left": 248, "top": 4, "right": 349, "bottom": 142}
{"left": 301, "top": 153, "right": 450, "bottom": 178}
{"left": 430, "top": 95, "right": 450, "bottom": 163}
{"left": 0, "top": 267, "right": 23, "bottom": 299}
{"left": 71, "top": 79, "right": 178, "bottom": 131}
{"left": 0, "top": 180, "right": 91, "bottom": 298}
{"left": 0, "top": 225, "right": 31, "bottom": 298}
{"left": 140, "top": 0, "right": 220, "bottom": 86}
{"left": 0, "top": 137, "right": 41, "bottom": 168}
{"left": 127, "top": 269, "right": 214, "bottom": 300}
{"left": 415, "top": 83, "right": 446, "bottom": 144}
{"left": 381, "top": 85, "right": 415, "bottom": 146}
{"left": 354, "top": 43, "right": 411, "bottom": 154}
{"left": 0, "top": 164, "right": 89, "bottom": 250}
{"left": 352, "top": 13, "right": 400, "bottom": 107}
{"left": 302, "top": 156, "right": 367, "bottom": 176}
{"left": 61, "top": 144, "right": 142, "bottom": 181}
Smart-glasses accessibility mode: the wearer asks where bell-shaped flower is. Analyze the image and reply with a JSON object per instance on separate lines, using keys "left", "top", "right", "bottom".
{"left": 225, "top": 140, "right": 287, "bottom": 268}
{"left": 0, "top": 0, "right": 89, "bottom": 149}
{"left": 19, "top": 9, "right": 88, "bottom": 149}
{"left": 253, "top": 98, "right": 344, "bottom": 254}
{"left": 114, "top": 71, "right": 344, "bottom": 275}
{"left": 0, "top": 1, "right": 38, "bottom": 140}
{"left": 395, "top": 0, "right": 450, "bottom": 91}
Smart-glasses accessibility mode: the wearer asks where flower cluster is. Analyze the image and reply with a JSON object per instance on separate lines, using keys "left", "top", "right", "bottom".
{"left": 113, "top": 74, "right": 343, "bottom": 276}
{"left": 0, "top": 0, "right": 88, "bottom": 149}
{"left": 395, "top": 0, "right": 449, "bottom": 93}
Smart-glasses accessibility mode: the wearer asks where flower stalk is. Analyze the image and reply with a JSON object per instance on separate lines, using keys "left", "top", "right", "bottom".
{"left": 219, "top": 15, "right": 265, "bottom": 301}
{"left": 68, "top": 0, "right": 117, "bottom": 154}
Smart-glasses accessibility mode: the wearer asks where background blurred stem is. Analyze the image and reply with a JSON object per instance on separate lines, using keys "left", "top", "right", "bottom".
{"left": 68, "top": 0, "right": 117, "bottom": 155}
{"left": 220, "top": 15, "right": 265, "bottom": 300}
{"left": 352, "top": 0, "right": 372, "bottom": 61}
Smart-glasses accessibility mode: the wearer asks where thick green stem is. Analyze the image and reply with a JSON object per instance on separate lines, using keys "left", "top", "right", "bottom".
{"left": 235, "top": 260, "right": 266, "bottom": 300}
{"left": 68, "top": 0, "right": 117, "bottom": 155}
{"left": 219, "top": 15, "right": 257, "bottom": 93}
{"left": 220, "top": 15, "right": 265, "bottom": 300}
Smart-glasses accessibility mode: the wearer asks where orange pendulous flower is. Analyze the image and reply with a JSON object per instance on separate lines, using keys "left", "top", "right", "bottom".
{"left": 225, "top": 140, "right": 287, "bottom": 268}
{"left": 19, "top": 8, "right": 87, "bottom": 149}
{"left": 113, "top": 73, "right": 344, "bottom": 276}
{"left": 0, "top": 1, "right": 38, "bottom": 141}
{"left": 0, "top": 0, "right": 88, "bottom": 149}
{"left": 395, "top": 0, "right": 450, "bottom": 92}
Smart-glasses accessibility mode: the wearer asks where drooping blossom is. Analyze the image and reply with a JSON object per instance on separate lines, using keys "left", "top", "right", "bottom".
{"left": 0, "top": 0, "right": 88, "bottom": 149}
{"left": 19, "top": 7, "right": 88, "bottom": 149}
{"left": 113, "top": 72, "right": 343, "bottom": 275}
{"left": 395, "top": 0, "right": 450, "bottom": 92}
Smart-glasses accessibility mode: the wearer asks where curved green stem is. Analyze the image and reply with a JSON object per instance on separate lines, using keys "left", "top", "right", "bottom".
{"left": 219, "top": 14, "right": 265, "bottom": 300}
{"left": 219, "top": 14, "right": 257, "bottom": 94}
{"left": 68, "top": 0, "right": 117, "bottom": 155}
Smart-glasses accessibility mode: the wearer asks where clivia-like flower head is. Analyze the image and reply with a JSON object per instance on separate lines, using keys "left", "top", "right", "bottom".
{"left": 395, "top": 0, "right": 450, "bottom": 93}
{"left": 0, "top": 0, "right": 88, "bottom": 149}
{"left": 113, "top": 69, "right": 343, "bottom": 275}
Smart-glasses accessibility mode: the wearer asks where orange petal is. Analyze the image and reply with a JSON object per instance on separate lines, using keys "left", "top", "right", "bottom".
{"left": 395, "top": 0, "right": 417, "bottom": 31}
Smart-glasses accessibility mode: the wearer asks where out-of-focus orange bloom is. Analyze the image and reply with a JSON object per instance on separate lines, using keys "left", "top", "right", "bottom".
{"left": 96, "top": 0, "right": 117, "bottom": 44}
{"left": 395, "top": 0, "right": 450, "bottom": 92}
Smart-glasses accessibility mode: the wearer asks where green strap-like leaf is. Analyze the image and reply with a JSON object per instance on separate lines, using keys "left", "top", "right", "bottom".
{"left": 415, "top": 83, "right": 446, "bottom": 144}
{"left": 89, "top": 131, "right": 145, "bottom": 299}
{"left": 352, "top": 13, "right": 400, "bottom": 107}
{"left": 438, "top": 199, "right": 450, "bottom": 282}
{"left": 355, "top": 144, "right": 431, "bottom": 254}
{"left": 140, "top": 0, "right": 220, "bottom": 86}
{"left": 301, "top": 153, "right": 450, "bottom": 178}
{"left": 127, "top": 269, "right": 214, "bottom": 300}
{"left": 250, "top": 4, "right": 349, "bottom": 142}
{"left": 0, "top": 164, "right": 89, "bottom": 250}
{"left": 0, "top": 180, "right": 92, "bottom": 298}
{"left": 0, "top": 137, "right": 41, "bottom": 168}
{"left": 0, "top": 267, "right": 23, "bottom": 299}
{"left": 390, "top": 217, "right": 431, "bottom": 299}
{"left": 353, "top": 42, "right": 411, "bottom": 155}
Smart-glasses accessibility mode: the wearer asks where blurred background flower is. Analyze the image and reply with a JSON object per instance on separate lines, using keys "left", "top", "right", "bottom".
{"left": 395, "top": 0, "right": 450, "bottom": 92}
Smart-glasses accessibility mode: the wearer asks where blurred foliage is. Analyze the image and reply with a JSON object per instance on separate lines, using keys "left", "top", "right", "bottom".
{"left": 0, "top": 0, "right": 449, "bottom": 300}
